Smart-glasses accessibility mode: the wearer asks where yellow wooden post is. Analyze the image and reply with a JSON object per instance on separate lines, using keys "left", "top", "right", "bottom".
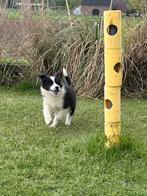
{"left": 104, "top": 10, "right": 122, "bottom": 148}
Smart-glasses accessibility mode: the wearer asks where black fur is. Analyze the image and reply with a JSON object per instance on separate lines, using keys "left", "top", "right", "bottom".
{"left": 64, "top": 76, "right": 71, "bottom": 86}
{"left": 39, "top": 75, "right": 53, "bottom": 91}
{"left": 39, "top": 74, "right": 62, "bottom": 91}
{"left": 63, "top": 84, "right": 76, "bottom": 116}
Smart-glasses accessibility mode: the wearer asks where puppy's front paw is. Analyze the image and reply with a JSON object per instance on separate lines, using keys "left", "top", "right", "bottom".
{"left": 45, "top": 118, "right": 52, "bottom": 125}
{"left": 65, "top": 122, "right": 71, "bottom": 126}
{"left": 49, "top": 123, "right": 57, "bottom": 128}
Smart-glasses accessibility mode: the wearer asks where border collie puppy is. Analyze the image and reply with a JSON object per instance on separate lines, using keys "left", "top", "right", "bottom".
{"left": 39, "top": 68, "right": 76, "bottom": 128}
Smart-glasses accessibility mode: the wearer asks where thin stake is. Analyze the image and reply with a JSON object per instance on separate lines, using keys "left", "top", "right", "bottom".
{"left": 65, "top": 0, "right": 72, "bottom": 27}
{"left": 109, "top": 0, "right": 113, "bottom": 10}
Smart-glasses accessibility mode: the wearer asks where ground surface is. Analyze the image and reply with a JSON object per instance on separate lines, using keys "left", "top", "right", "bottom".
{"left": 0, "top": 88, "right": 147, "bottom": 195}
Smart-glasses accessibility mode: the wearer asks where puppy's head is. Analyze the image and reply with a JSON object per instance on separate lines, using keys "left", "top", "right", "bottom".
{"left": 39, "top": 73, "right": 63, "bottom": 95}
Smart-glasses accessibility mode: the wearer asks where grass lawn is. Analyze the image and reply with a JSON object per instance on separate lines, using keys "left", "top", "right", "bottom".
{"left": 0, "top": 88, "right": 147, "bottom": 195}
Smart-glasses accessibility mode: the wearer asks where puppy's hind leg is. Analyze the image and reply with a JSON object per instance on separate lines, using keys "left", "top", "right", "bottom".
{"left": 65, "top": 107, "right": 75, "bottom": 126}
{"left": 65, "top": 112, "right": 72, "bottom": 126}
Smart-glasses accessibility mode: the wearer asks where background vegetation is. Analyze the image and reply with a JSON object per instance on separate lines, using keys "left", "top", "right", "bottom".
{"left": 126, "top": 0, "right": 147, "bottom": 13}
{"left": 0, "top": 0, "right": 147, "bottom": 98}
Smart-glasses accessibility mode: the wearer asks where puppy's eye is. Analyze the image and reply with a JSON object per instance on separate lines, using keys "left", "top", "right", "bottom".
{"left": 48, "top": 80, "right": 53, "bottom": 85}
{"left": 55, "top": 78, "right": 61, "bottom": 85}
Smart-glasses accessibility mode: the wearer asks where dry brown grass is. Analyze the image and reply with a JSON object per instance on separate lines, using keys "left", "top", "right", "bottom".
{"left": 31, "top": 20, "right": 104, "bottom": 97}
{"left": 123, "top": 19, "right": 147, "bottom": 96}
{"left": 0, "top": 4, "right": 146, "bottom": 97}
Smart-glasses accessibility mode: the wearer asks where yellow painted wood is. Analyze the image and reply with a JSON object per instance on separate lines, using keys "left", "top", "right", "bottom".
{"left": 104, "top": 86, "right": 121, "bottom": 122}
{"left": 104, "top": 10, "right": 122, "bottom": 147}
{"left": 105, "top": 122, "right": 121, "bottom": 148}
{"left": 104, "top": 10, "right": 121, "bottom": 49}
{"left": 105, "top": 49, "right": 122, "bottom": 86}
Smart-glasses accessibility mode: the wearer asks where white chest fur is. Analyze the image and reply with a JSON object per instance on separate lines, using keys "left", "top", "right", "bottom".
{"left": 41, "top": 87, "right": 65, "bottom": 111}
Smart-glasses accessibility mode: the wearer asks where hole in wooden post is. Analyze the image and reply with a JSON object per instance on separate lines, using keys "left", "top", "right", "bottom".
{"left": 105, "top": 99, "right": 113, "bottom": 109}
{"left": 114, "top": 63, "right": 122, "bottom": 73}
{"left": 107, "top": 25, "right": 118, "bottom": 35}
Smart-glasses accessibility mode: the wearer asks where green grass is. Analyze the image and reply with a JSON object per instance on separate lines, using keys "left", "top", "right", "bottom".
{"left": 0, "top": 57, "right": 29, "bottom": 65}
{"left": 4, "top": 8, "right": 143, "bottom": 24}
{"left": 4, "top": 8, "right": 101, "bottom": 21}
{"left": 0, "top": 88, "right": 147, "bottom": 195}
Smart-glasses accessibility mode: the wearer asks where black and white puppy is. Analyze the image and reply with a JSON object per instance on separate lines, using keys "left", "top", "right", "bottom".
{"left": 39, "top": 68, "right": 76, "bottom": 128}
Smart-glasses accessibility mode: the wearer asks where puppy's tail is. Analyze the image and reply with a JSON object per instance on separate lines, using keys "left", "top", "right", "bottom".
{"left": 63, "top": 67, "right": 71, "bottom": 86}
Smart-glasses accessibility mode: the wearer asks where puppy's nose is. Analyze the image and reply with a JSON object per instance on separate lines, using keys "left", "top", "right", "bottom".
{"left": 55, "top": 86, "right": 59, "bottom": 91}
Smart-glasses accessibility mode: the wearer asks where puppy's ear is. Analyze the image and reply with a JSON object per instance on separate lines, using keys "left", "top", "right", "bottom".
{"left": 55, "top": 72, "right": 62, "bottom": 80}
{"left": 38, "top": 74, "right": 48, "bottom": 84}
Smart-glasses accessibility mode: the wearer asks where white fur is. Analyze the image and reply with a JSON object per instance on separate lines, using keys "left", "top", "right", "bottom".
{"left": 65, "top": 112, "right": 72, "bottom": 125}
{"left": 63, "top": 67, "right": 68, "bottom": 77}
{"left": 41, "top": 86, "right": 70, "bottom": 128}
{"left": 50, "top": 76, "right": 60, "bottom": 94}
